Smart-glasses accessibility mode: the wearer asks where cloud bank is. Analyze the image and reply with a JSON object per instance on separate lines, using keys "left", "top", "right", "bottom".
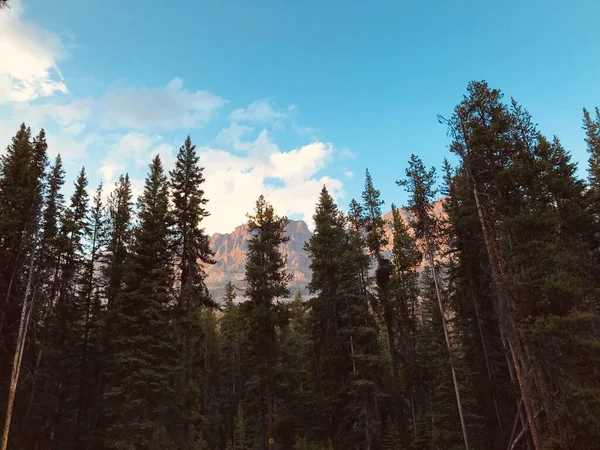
{"left": 0, "top": 1, "right": 347, "bottom": 234}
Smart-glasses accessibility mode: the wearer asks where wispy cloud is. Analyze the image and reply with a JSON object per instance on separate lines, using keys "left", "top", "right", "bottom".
{"left": 229, "top": 98, "right": 290, "bottom": 123}
{"left": 0, "top": 1, "right": 348, "bottom": 234}
{"left": 99, "top": 78, "right": 225, "bottom": 130}
{"left": 0, "top": 0, "right": 68, "bottom": 103}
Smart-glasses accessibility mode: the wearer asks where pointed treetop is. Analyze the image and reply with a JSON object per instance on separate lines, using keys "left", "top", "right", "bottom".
{"left": 584, "top": 107, "right": 600, "bottom": 186}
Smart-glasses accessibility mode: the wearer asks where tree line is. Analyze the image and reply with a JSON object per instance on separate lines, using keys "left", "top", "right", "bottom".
{"left": 1, "top": 81, "right": 600, "bottom": 449}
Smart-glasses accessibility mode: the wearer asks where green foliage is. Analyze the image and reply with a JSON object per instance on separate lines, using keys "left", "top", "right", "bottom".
{"left": 243, "top": 195, "right": 291, "bottom": 448}
{"left": 103, "top": 156, "right": 176, "bottom": 449}
{"left": 2, "top": 91, "right": 600, "bottom": 450}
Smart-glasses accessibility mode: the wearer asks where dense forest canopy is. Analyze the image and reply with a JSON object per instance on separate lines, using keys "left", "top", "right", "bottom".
{"left": 1, "top": 81, "right": 600, "bottom": 450}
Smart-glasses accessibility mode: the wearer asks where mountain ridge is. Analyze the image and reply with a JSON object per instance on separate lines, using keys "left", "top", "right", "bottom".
{"left": 205, "top": 200, "right": 445, "bottom": 302}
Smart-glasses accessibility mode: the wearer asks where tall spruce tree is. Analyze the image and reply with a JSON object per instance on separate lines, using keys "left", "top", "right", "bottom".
{"left": 0, "top": 125, "right": 47, "bottom": 399}
{"left": 305, "top": 187, "right": 349, "bottom": 447}
{"left": 169, "top": 135, "right": 216, "bottom": 448}
{"left": 399, "top": 154, "right": 471, "bottom": 450}
{"left": 104, "top": 156, "right": 176, "bottom": 449}
{"left": 446, "top": 80, "right": 600, "bottom": 448}
{"left": 307, "top": 187, "right": 384, "bottom": 450}
{"left": 442, "top": 159, "right": 516, "bottom": 450}
{"left": 243, "top": 195, "right": 291, "bottom": 449}
{"left": 98, "top": 173, "right": 133, "bottom": 445}
{"left": 389, "top": 204, "right": 422, "bottom": 445}
{"left": 219, "top": 281, "right": 245, "bottom": 447}
{"left": 24, "top": 154, "right": 66, "bottom": 448}
{"left": 0, "top": 127, "right": 47, "bottom": 450}
{"left": 361, "top": 170, "right": 408, "bottom": 446}
{"left": 73, "top": 183, "right": 106, "bottom": 446}
{"left": 39, "top": 167, "right": 90, "bottom": 448}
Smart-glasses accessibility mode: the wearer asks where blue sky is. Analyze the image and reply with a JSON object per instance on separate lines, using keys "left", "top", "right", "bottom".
{"left": 0, "top": 0, "right": 598, "bottom": 232}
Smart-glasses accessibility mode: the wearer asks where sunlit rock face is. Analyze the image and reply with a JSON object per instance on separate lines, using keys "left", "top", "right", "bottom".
{"left": 205, "top": 200, "right": 446, "bottom": 303}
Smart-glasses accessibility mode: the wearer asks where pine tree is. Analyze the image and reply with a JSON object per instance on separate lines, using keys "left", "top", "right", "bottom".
{"left": 446, "top": 81, "right": 600, "bottom": 448}
{"left": 583, "top": 107, "right": 600, "bottom": 200}
{"left": 0, "top": 127, "right": 47, "bottom": 450}
{"left": 219, "top": 281, "right": 245, "bottom": 447}
{"left": 104, "top": 156, "right": 176, "bottom": 449}
{"left": 24, "top": 154, "right": 66, "bottom": 447}
{"left": 169, "top": 136, "right": 217, "bottom": 449}
{"left": 0, "top": 125, "right": 47, "bottom": 403}
{"left": 305, "top": 187, "right": 350, "bottom": 447}
{"left": 399, "top": 154, "right": 471, "bottom": 450}
{"left": 442, "top": 159, "right": 516, "bottom": 449}
{"left": 97, "top": 173, "right": 133, "bottom": 443}
{"left": 276, "top": 291, "right": 313, "bottom": 449}
{"left": 103, "top": 174, "right": 133, "bottom": 311}
{"left": 37, "top": 166, "right": 90, "bottom": 448}
{"left": 389, "top": 203, "right": 422, "bottom": 446}
{"left": 361, "top": 170, "right": 409, "bottom": 446}
{"left": 243, "top": 195, "right": 291, "bottom": 449}
{"left": 73, "top": 183, "right": 106, "bottom": 446}
{"left": 307, "top": 187, "right": 383, "bottom": 450}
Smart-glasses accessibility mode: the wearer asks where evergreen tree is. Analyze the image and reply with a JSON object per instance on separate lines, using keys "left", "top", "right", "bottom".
{"left": 25, "top": 154, "right": 66, "bottom": 447}
{"left": 103, "top": 174, "right": 134, "bottom": 311}
{"left": 361, "top": 170, "right": 408, "bottom": 446}
{"left": 97, "top": 173, "right": 133, "bottom": 444}
{"left": 38, "top": 167, "right": 90, "bottom": 448}
{"left": 219, "top": 281, "right": 245, "bottom": 447}
{"left": 169, "top": 135, "right": 217, "bottom": 448}
{"left": 389, "top": 204, "right": 422, "bottom": 446}
{"left": 442, "top": 159, "right": 516, "bottom": 450}
{"left": 399, "top": 154, "right": 471, "bottom": 450}
{"left": 73, "top": 183, "right": 106, "bottom": 446}
{"left": 243, "top": 195, "right": 291, "bottom": 449}
{"left": 0, "top": 127, "right": 47, "bottom": 450}
{"left": 307, "top": 187, "right": 383, "bottom": 450}
{"left": 0, "top": 125, "right": 47, "bottom": 402}
{"left": 104, "top": 156, "right": 176, "bottom": 449}
{"left": 276, "top": 291, "right": 313, "bottom": 449}
{"left": 583, "top": 107, "right": 600, "bottom": 200}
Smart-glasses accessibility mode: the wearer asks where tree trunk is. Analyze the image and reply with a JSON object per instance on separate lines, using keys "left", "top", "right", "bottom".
{"left": 1, "top": 248, "right": 37, "bottom": 450}
{"left": 426, "top": 245, "right": 471, "bottom": 450}
{"left": 470, "top": 179, "right": 542, "bottom": 450}
{"left": 470, "top": 286, "right": 503, "bottom": 434}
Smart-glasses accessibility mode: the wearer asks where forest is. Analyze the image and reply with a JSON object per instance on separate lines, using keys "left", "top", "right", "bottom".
{"left": 1, "top": 81, "right": 600, "bottom": 450}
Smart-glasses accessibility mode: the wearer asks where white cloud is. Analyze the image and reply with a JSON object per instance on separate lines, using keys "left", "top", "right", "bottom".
{"left": 344, "top": 170, "right": 354, "bottom": 178}
{"left": 199, "top": 128, "right": 342, "bottom": 233}
{"left": 99, "top": 78, "right": 225, "bottom": 130}
{"left": 216, "top": 122, "right": 254, "bottom": 149}
{"left": 338, "top": 148, "right": 357, "bottom": 159}
{"left": 229, "top": 99, "right": 288, "bottom": 123}
{"left": 10, "top": 99, "right": 92, "bottom": 130}
{"left": 292, "top": 124, "right": 320, "bottom": 138}
{"left": 269, "top": 142, "right": 333, "bottom": 183}
{"left": 46, "top": 131, "right": 96, "bottom": 160}
{"left": 0, "top": 1, "right": 344, "bottom": 234}
{"left": 0, "top": 0, "right": 68, "bottom": 103}
{"left": 99, "top": 132, "right": 177, "bottom": 184}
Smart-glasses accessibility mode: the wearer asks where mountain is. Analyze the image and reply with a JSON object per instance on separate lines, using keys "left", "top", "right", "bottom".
{"left": 206, "top": 219, "right": 312, "bottom": 302}
{"left": 205, "top": 200, "right": 445, "bottom": 302}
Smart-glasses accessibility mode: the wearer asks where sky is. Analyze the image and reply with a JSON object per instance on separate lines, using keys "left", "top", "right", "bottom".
{"left": 0, "top": 0, "right": 598, "bottom": 233}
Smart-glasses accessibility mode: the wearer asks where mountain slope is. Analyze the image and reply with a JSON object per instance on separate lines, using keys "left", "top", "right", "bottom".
{"left": 206, "top": 200, "right": 445, "bottom": 302}
{"left": 206, "top": 219, "right": 312, "bottom": 302}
